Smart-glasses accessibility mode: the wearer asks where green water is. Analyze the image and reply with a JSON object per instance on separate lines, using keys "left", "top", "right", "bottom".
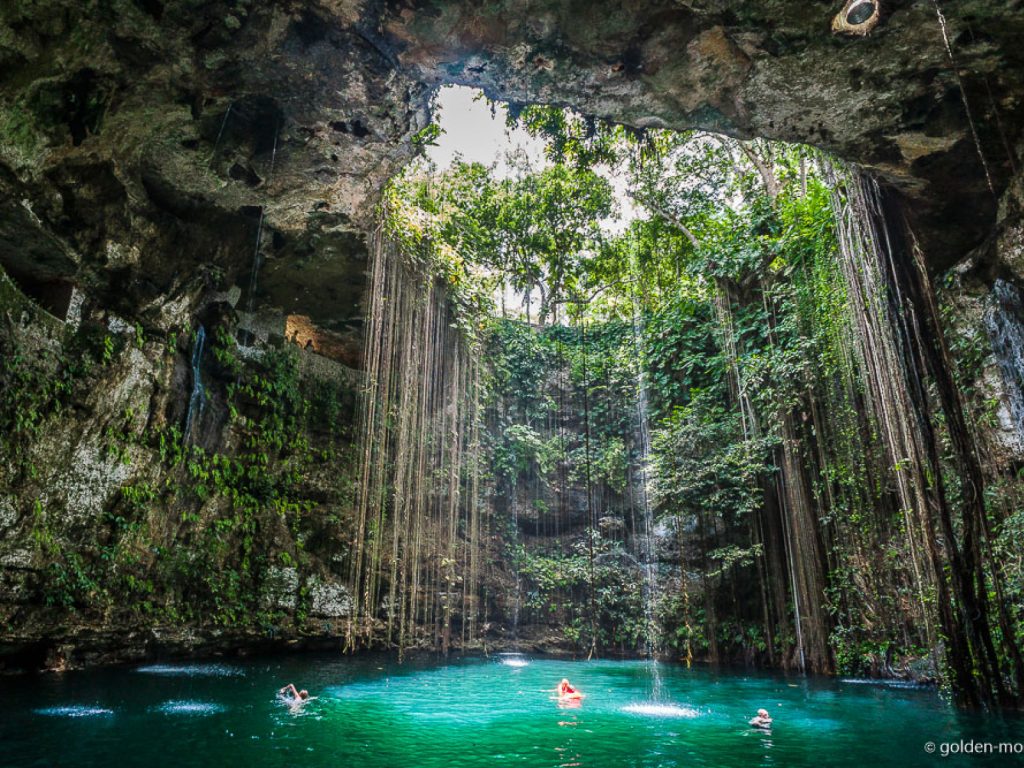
{"left": 2, "top": 654, "right": 1021, "bottom": 767}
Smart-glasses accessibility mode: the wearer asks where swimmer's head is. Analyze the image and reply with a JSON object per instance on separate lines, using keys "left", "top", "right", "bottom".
{"left": 299, "top": 690, "right": 309, "bottom": 700}
{"left": 757, "top": 709, "right": 770, "bottom": 718}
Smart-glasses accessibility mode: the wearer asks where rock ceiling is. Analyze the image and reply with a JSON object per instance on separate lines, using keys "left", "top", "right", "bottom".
{"left": 1, "top": 0, "right": 1021, "bottom": 330}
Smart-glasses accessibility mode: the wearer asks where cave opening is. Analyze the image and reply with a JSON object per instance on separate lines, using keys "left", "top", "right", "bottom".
{"left": 345, "top": 84, "right": 1024, "bottom": 709}
{"left": 352, "top": 84, "right": 848, "bottom": 674}
{"left": 1, "top": 263, "right": 78, "bottom": 323}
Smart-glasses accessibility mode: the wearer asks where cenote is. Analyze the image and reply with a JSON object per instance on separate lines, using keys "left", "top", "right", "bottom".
{"left": 4, "top": 655, "right": 1021, "bottom": 767}
{"left": 4, "top": 1, "right": 1024, "bottom": 764}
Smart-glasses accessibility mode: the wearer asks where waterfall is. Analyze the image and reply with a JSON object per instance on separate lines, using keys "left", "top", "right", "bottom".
{"left": 184, "top": 324, "right": 206, "bottom": 443}
{"left": 347, "top": 221, "right": 484, "bottom": 657}
{"left": 511, "top": 482, "right": 523, "bottom": 650}
{"left": 984, "top": 279, "right": 1024, "bottom": 449}
{"left": 577, "top": 310, "right": 600, "bottom": 660}
{"left": 628, "top": 273, "right": 662, "bottom": 698}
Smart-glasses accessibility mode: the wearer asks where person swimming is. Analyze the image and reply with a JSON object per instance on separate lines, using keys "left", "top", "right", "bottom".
{"left": 556, "top": 679, "right": 584, "bottom": 700}
{"left": 279, "top": 683, "right": 310, "bottom": 703}
{"left": 749, "top": 708, "right": 773, "bottom": 729}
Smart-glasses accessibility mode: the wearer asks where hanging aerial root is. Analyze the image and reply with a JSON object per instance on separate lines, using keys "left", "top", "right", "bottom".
{"left": 351, "top": 219, "right": 485, "bottom": 654}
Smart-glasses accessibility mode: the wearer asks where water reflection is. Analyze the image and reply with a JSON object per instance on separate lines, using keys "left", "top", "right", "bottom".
{"left": 136, "top": 664, "right": 245, "bottom": 678}
{"left": 153, "top": 700, "right": 225, "bottom": 716}
{"left": 35, "top": 705, "right": 114, "bottom": 718}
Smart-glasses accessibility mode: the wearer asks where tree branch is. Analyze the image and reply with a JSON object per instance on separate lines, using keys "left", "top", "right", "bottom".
{"left": 631, "top": 193, "right": 701, "bottom": 250}
{"left": 737, "top": 141, "right": 780, "bottom": 201}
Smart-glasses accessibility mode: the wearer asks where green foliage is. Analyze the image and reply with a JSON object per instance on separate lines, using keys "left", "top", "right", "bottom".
{"left": 0, "top": 101, "right": 46, "bottom": 164}
{"left": 589, "top": 435, "right": 627, "bottom": 493}
{"left": 392, "top": 108, "right": 861, "bottom": 663}
{"left": 151, "top": 344, "right": 325, "bottom": 625}
{"left": 390, "top": 155, "right": 614, "bottom": 323}
{"left": 494, "top": 424, "right": 563, "bottom": 479}
{"left": 642, "top": 292, "right": 720, "bottom": 416}
{"left": 411, "top": 123, "right": 442, "bottom": 148}
{"left": 651, "top": 393, "right": 774, "bottom": 524}
{"left": 517, "top": 535, "right": 648, "bottom": 652}
{"left": 15, "top": 322, "right": 356, "bottom": 629}
{"left": 0, "top": 325, "right": 114, "bottom": 478}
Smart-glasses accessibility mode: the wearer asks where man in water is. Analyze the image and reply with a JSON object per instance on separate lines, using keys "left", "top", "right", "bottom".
{"left": 279, "top": 683, "right": 310, "bottom": 703}
{"left": 749, "top": 708, "right": 773, "bottom": 729}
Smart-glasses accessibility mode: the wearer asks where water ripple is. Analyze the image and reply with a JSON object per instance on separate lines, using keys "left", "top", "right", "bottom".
{"left": 153, "top": 700, "right": 225, "bottom": 715}
{"left": 839, "top": 678, "right": 931, "bottom": 690}
{"left": 622, "top": 703, "right": 701, "bottom": 718}
{"left": 135, "top": 664, "right": 244, "bottom": 678}
{"left": 34, "top": 706, "right": 114, "bottom": 718}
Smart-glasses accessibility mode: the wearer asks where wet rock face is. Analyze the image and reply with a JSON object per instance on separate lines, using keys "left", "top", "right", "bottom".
{"left": 0, "top": 0, "right": 431, "bottom": 334}
{"left": 985, "top": 278, "right": 1024, "bottom": 456}
{"left": 997, "top": 149, "right": 1024, "bottom": 285}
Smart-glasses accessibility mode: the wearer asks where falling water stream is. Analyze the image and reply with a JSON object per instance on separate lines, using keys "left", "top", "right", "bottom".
{"left": 511, "top": 488, "right": 523, "bottom": 651}
{"left": 183, "top": 324, "right": 206, "bottom": 442}
{"left": 629, "top": 267, "right": 663, "bottom": 701}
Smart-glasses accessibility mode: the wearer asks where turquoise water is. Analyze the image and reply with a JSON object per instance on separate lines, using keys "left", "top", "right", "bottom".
{"left": 2, "top": 654, "right": 1022, "bottom": 767}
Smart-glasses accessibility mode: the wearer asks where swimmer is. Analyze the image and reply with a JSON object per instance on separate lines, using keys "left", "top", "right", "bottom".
{"left": 279, "top": 683, "right": 310, "bottom": 703}
{"left": 749, "top": 708, "right": 773, "bottom": 729}
{"left": 556, "top": 678, "right": 584, "bottom": 700}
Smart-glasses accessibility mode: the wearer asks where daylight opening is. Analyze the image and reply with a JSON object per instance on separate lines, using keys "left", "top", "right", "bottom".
{"left": 335, "top": 83, "right": 1024, "bottom": 712}
{"left": 349, "top": 85, "right": 874, "bottom": 674}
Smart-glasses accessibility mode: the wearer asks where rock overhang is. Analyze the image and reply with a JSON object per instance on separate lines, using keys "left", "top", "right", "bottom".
{"left": 0, "top": 0, "right": 1021, "bottom": 333}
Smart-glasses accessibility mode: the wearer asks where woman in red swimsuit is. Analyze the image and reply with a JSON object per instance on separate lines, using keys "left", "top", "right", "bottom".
{"left": 557, "top": 678, "right": 584, "bottom": 699}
